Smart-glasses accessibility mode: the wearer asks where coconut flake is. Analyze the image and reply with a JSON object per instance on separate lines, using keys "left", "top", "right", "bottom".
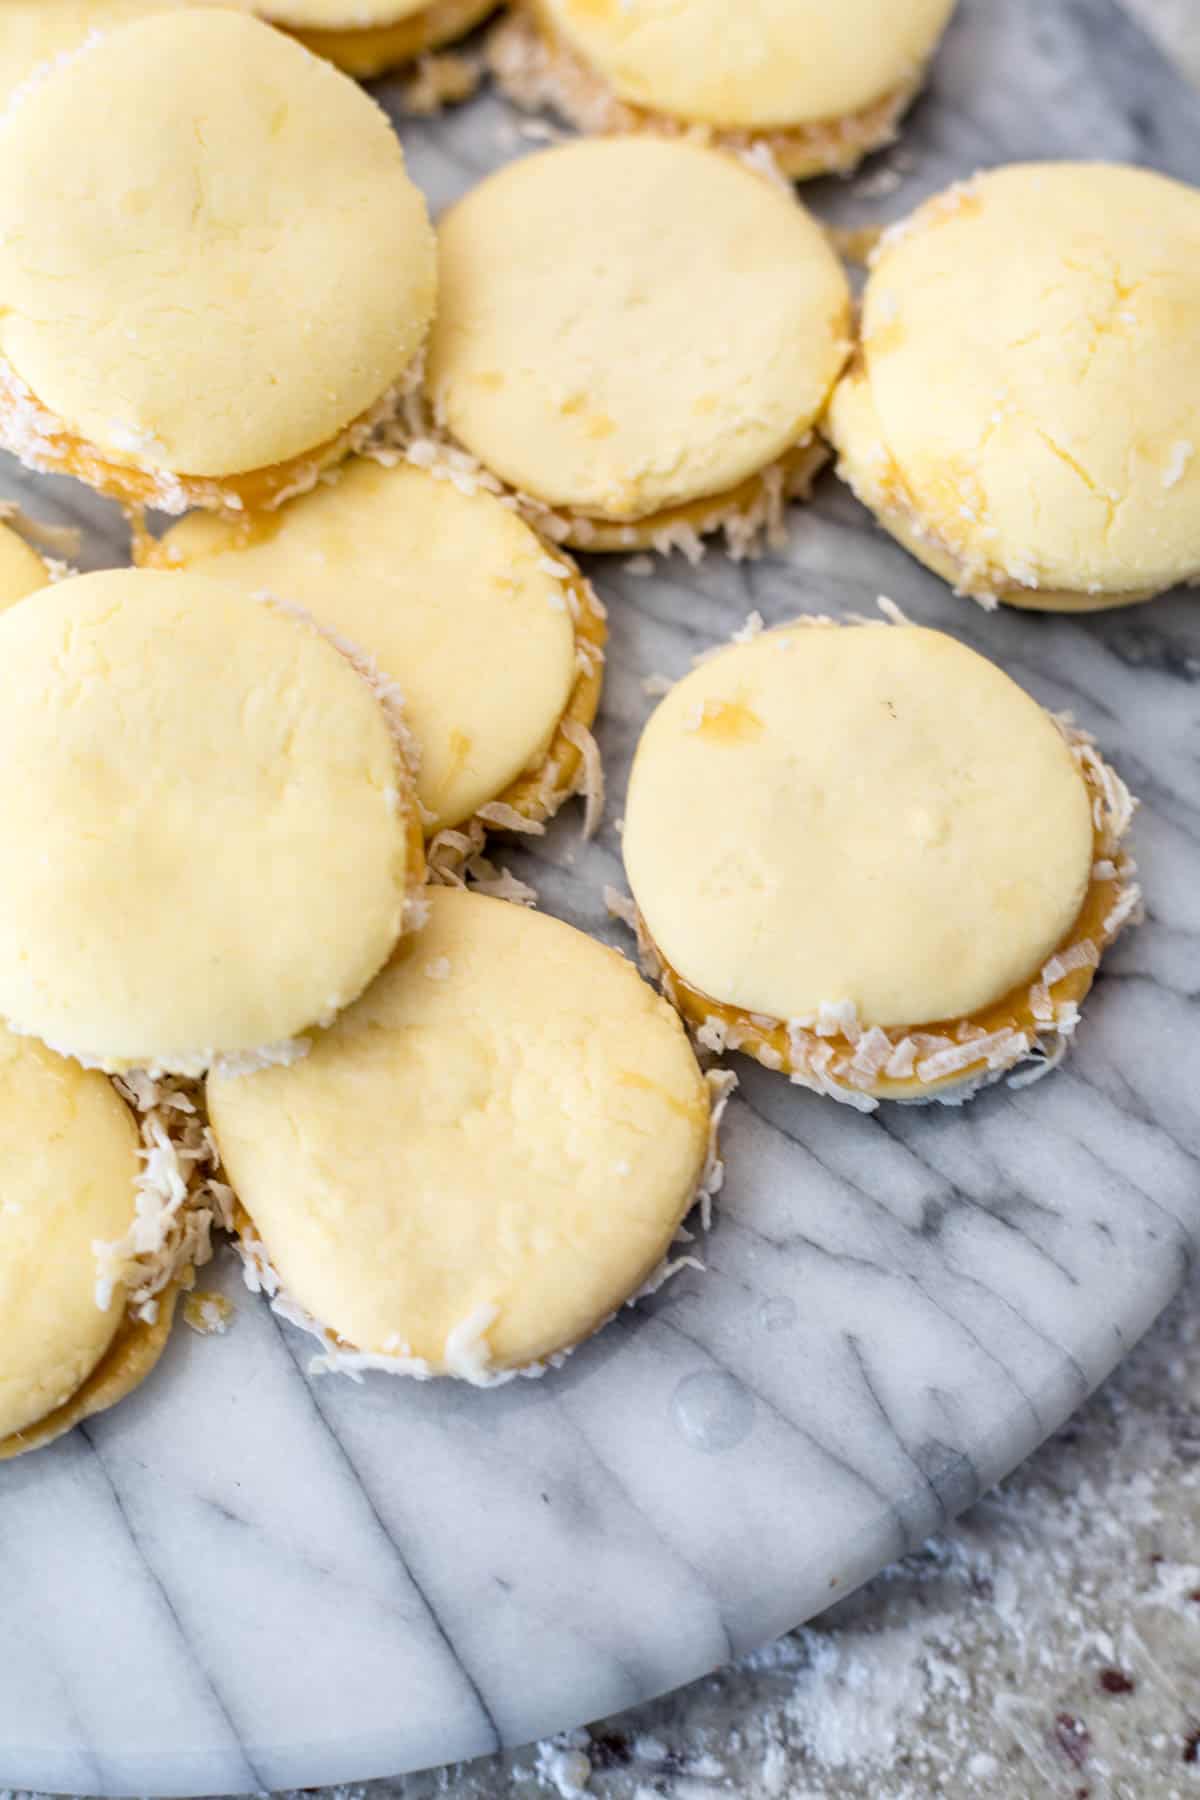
{"left": 695, "top": 1016, "right": 729, "bottom": 1055}
{"left": 475, "top": 800, "right": 547, "bottom": 836}
{"left": 96, "top": 1074, "right": 232, "bottom": 1317}
{"left": 915, "top": 1030, "right": 1030, "bottom": 1086}
{"left": 400, "top": 48, "right": 482, "bottom": 115}
{"left": 1040, "top": 940, "right": 1100, "bottom": 988}
{"left": 560, "top": 717, "right": 605, "bottom": 838}
{"left": 1162, "top": 440, "right": 1194, "bottom": 489}
{"left": 815, "top": 999, "right": 862, "bottom": 1042}
{"left": 210, "top": 1037, "right": 311, "bottom": 1080}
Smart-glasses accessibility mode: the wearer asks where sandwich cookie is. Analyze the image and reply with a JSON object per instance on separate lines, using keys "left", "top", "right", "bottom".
{"left": 143, "top": 455, "right": 605, "bottom": 845}
{"left": 243, "top": 0, "right": 499, "bottom": 79}
{"left": 491, "top": 0, "right": 956, "bottom": 180}
{"left": 828, "top": 163, "right": 1200, "bottom": 610}
{"left": 0, "top": 10, "right": 436, "bottom": 515}
{"left": 620, "top": 619, "right": 1139, "bottom": 1108}
{"left": 0, "top": 1029, "right": 173, "bottom": 1460}
{"left": 209, "top": 888, "right": 727, "bottom": 1382}
{"left": 426, "top": 137, "right": 851, "bottom": 557}
{"left": 0, "top": 568, "right": 424, "bottom": 1076}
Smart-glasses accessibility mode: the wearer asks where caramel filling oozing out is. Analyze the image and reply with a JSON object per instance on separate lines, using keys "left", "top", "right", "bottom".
{"left": 635, "top": 736, "right": 1138, "bottom": 1105}
{"left": 490, "top": 571, "right": 607, "bottom": 827}
{"left": 0, "top": 355, "right": 399, "bottom": 518}
{"left": 528, "top": 436, "right": 830, "bottom": 556}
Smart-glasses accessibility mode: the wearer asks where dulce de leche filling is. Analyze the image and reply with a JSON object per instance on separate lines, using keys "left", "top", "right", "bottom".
{"left": 0, "top": 354, "right": 403, "bottom": 518}
{"left": 526, "top": 436, "right": 830, "bottom": 560}
{"left": 630, "top": 729, "right": 1139, "bottom": 1109}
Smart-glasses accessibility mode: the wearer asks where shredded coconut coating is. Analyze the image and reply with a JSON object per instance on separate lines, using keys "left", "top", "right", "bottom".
{"left": 395, "top": 396, "right": 828, "bottom": 563}
{"left": 400, "top": 47, "right": 483, "bottom": 113}
{"left": 0, "top": 354, "right": 420, "bottom": 517}
{"left": 98, "top": 1074, "right": 235, "bottom": 1319}
{"left": 488, "top": 8, "right": 922, "bottom": 181}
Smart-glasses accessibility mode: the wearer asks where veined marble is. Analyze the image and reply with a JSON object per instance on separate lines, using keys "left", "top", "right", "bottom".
{"left": 1, "top": 0, "right": 1199, "bottom": 1792}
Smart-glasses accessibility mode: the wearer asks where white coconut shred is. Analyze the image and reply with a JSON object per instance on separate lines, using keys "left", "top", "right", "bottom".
{"left": 96, "top": 1074, "right": 234, "bottom": 1321}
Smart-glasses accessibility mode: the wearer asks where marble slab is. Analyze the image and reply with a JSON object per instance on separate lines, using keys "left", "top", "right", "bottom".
{"left": 2, "top": 0, "right": 1199, "bottom": 1792}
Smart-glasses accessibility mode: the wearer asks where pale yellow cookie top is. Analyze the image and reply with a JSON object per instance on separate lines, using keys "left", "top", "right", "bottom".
{"left": 0, "top": 9, "right": 435, "bottom": 479}
{"left": 0, "top": 0, "right": 173, "bottom": 105}
{"left": 427, "top": 137, "right": 851, "bottom": 520}
{"left": 153, "top": 459, "right": 578, "bottom": 833}
{"left": 533, "top": 0, "right": 956, "bottom": 130}
{"left": 0, "top": 521, "right": 49, "bottom": 609}
{"left": 0, "top": 568, "right": 415, "bottom": 1073}
{"left": 0, "top": 1027, "right": 140, "bottom": 1441}
{"left": 623, "top": 622, "right": 1095, "bottom": 1030}
{"left": 828, "top": 162, "right": 1200, "bottom": 599}
{"left": 208, "top": 888, "right": 711, "bottom": 1374}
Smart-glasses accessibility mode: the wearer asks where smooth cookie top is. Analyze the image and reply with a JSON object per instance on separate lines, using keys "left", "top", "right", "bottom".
{"left": 427, "top": 137, "right": 850, "bottom": 521}
{"left": 623, "top": 622, "right": 1095, "bottom": 1030}
{"left": 0, "top": 568, "right": 418, "bottom": 1072}
{"left": 209, "top": 889, "right": 712, "bottom": 1376}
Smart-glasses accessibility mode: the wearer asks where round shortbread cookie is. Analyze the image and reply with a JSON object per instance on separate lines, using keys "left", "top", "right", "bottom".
{"left": 0, "top": 10, "right": 435, "bottom": 490}
{"left": 0, "top": 1027, "right": 141, "bottom": 1444}
{"left": 527, "top": 0, "right": 956, "bottom": 132}
{"left": 275, "top": 0, "right": 498, "bottom": 77}
{"left": 148, "top": 457, "right": 594, "bottom": 834}
{"left": 623, "top": 622, "right": 1096, "bottom": 1031}
{"left": 828, "top": 163, "right": 1200, "bottom": 609}
{"left": 427, "top": 137, "right": 850, "bottom": 528}
{"left": 210, "top": 888, "right": 713, "bottom": 1378}
{"left": 0, "top": 568, "right": 420, "bottom": 1074}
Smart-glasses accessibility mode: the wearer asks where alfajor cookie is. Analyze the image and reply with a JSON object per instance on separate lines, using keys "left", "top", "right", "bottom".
{"left": 0, "top": 568, "right": 424, "bottom": 1076}
{"left": 143, "top": 454, "right": 605, "bottom": 842}
{"left": 0, "top": 9, "right": 435, "bottom": 515}
{"left": 620, "top": 618, "right": 1139, "bottom": 1108}
{"left": 209, "top": 888, "right": 727, "bottom": 1382}
{"left": 491, "top": 0, "right": 956, "bottom": 179}
{"left": 0, "top": 1029, "right": 172, "bottom": 1460}
{"left": 426, "top": 136, "right": 851, "bottom": 557}
{"left": 828, "top": 163, "right": 1200, "bottom": 610}
{"left": 241, "top": 0, "right": 499, "bottom": 78}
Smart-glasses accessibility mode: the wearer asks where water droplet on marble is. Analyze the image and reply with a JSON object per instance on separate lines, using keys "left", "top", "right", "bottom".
{"left": 671, "top": 1370, "right": 754, "bottom": 1453}
{"left": 759, "top": 1296, "right": 796, "bottom": 1333}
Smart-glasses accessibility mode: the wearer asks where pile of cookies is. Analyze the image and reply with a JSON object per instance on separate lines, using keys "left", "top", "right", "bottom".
{"left": 1, "top": 0, "right": 1179, "bottom": 1458}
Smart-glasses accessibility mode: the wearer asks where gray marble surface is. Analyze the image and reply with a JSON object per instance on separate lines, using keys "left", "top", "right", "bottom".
{"left": 3, "top": 0, "right": 1200, "bottom": 1795}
